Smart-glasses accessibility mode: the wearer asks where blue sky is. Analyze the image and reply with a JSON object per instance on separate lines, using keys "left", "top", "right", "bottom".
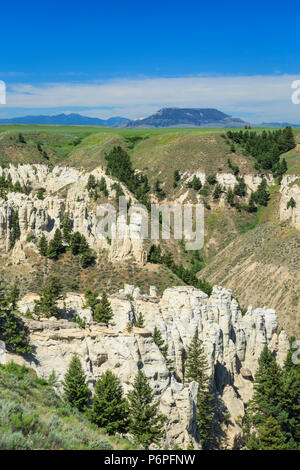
{"left": 1, "top": 0, "right": 300, "bottom": 122}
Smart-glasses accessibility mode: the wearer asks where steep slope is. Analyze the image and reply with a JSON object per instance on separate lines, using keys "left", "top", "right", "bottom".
{"left": 200, "top": 222, "right": 300, "bottom": 337}
{"left": 0, "top": 363, "right": 134, "bottom": 450}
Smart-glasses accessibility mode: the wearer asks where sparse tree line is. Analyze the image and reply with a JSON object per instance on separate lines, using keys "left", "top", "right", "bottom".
{"left": 91, "top": 146, "right": 169, "bottom": 206}
{"left": 186, "top": 162, "right": 271, "bottom": 212}
{"left": 148, "top": 245, "right": 212, "bottom": 296}
{"left": 225, "top": 127, "right": 295, "bottom": 177}
{"left": 0, "top": 173, "right": 32, "bottom": 198}
{"left": 38, "top": 213, "right": 95, "bottom": 268}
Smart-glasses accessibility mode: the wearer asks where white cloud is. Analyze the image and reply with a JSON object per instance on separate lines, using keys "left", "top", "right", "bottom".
{"left": 3, "top": 74, "right": 300, "bottom": 122}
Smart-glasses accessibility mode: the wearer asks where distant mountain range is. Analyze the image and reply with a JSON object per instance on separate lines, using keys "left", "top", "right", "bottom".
{"left": 124, "top": 108, "right": 247, "bottom": 128}
{"left": 259, "top": 122, "right": 300, "bottom": 128}
{"left": 0, "top": 113, "right": 129, "bottom": 127}
{"left": 0, "top": 109, "right": 299, "bottom": 128}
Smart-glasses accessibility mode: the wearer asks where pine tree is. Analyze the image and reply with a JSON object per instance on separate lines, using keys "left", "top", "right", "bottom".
{"left": 243, "top": 346, "right": 285, "bottom": 449}
{"left": 135, "top": 312, "right": 145, "bottom": 328}
{"left": 47, "top": 229, "right": 64, "bottom": 259}
{"left": 184, "top": 334, "right": 214, "bottom": 447}
{"left": 7, "top": 280, "right": 20, "bottom": 310}
{"left": 10, "top": 210, "right": 20, "bottom": 248}
{"left": 248, "top": 346, "right": 282, "bottom": 424}
{"left": 38, "top": 234, "right": 48, "bottom": 256}
{"left": 87, "top": 174, "right": 97, "bottom": 192}
{"left": 0, "top": 280, "right": 31, "bottom": 355}
{"left": 226, "top": 188, "right": 235, "bottom": 206}
{"left": 62, "top": 213, "right": 73, "bottom": 243}
{"left": 90, "top": 370, "right": 128, "bottom": 434}
{"left": 148, "top": 244, "right": 161, "bottom": 263}
{"left": 0, "top": 312, "right": 32, "bottom": 354}
{"left": 213, "top": 183, "right": 222, "bottom": 200}
{"left": 70, "top": 232, "right": 83, "bottom": 255}
{"left": 153, "top": 326, "right": 168, "bottom": 360}
{"left": 127, "top": 370, "right": 166, "bottom": 447}
{"left": 173, "top": 170, "right": 180, "bottom": 188}
{"left": 246, "top": 191, "right": 257, "bottom": 213}
{"left": 254, "top": 179, "right": 270, "bottom": 207}
{"left": 93, "top": 292, "right": 113, "bottom": 326}
{"left": 256, "top": 417, "right": 286, "bottom": 450}
{"left": 63, "top": 355, "right": 90, "bottom": 411}
{"left": 279, "top": 341, "right": 300, "bottom": 447}
{"left": 34, "top": 276, "right": 63, "bottom": 319}
{"left": 287, "top": 197, "right": 296, "bottom": 209}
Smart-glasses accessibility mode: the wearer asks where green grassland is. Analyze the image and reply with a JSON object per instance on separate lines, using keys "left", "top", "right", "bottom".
{"left": 0, "top": 362, "right": 135, "bottom": 450}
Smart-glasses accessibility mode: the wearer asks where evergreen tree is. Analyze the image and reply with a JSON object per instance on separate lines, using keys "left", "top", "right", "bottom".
{"left": 246, "top": 191, "right": 257, "bottom": 213}
{"left": 94, "top": 292, "right": 113, "bottom": 326}
{"left": 70, "top": 231, "right": 83, "bottom": 255}
{"left": 173, "top": 170, "right": 180, "bottom": 188}
{"left": 135, "top": 312, "right": 145, "bottom": 328}
{"left": 47, "top": 229, "right": 64, "bottom": 259}
{"left": 247, "top": 346, "right": 282, "bottom": 425}
{"left": 84, "top": 289, "right": 100, "bottom": 312}
{"left": 226, "top": 188, "right": 235, "bottom": 206}
{"left": 34, "top": 276, "right": 63, "bottom": 319}
{"left": 7, "top": 280, "right": 20, "bottom": 310}
{"left": 61, "top": 213, "right": 73, "bottom": 243}
{"left": 38, "top": 234, "right": 48, "bottom": 256}
{"left": 10, "top": 210, "right": 20, "bottom": 248}
{"left": 63, "top": 354, "right": 90, "bottom": 411}
{"left": 90, "top": 370, "right": 128, "bottom": 434}
{"left": 0, "top": 312, "right": 32, "bottom": 354}
{"left": 87, "top": 174, "right": 97, "bottom": 192}
{"left": 0, "top": 280, "right": 31, "bottom": 355}
{"left": 287, "top": 197, "right": 296, "bottom": 209}
{"left": 279, "top": 341, "right": 300, "bottom": 447}
{"left": 148, "top": 244, "right": 161, "bottom": 263}
{"left": 153, "top": 326, "right": 168, "bottom": 359}
{"left": 127, "top": 370, "right": 166, "bottom": 447}
{"left": 250, "top": 417, "right": 286, "bottom": 450}
{"left": 213, "top": 183, "right": 222, "bottom": 200}
{"left": 254, "top": 179, "right": 270, "bottom": 206}
{"left": 184, "top": 334, "right": 214, "bottom": 447}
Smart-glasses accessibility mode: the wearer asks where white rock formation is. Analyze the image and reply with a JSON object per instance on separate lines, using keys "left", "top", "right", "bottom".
{"left": 0, "top": 164, "right": 147, "bottom": 264}
{"left": 3, "top": 283, "right": 290, "bottom": 449}
{"left": 280, "top": 176, "right": 300, "bottom": 230}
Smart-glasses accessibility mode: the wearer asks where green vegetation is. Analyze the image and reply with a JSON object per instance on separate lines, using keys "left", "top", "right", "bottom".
{"left": 89, "top": 370, "right": 128, "bottom": 434}
{"left": 127, "top": 370, "right": 166, "bottom": 448}
{"left": 0, "top": 280, "right": 31, "bottom": 354}
{"left": 0, "top": 174, "right": 30, "bottom": 198}
{"left": 34, "top": 276, "right": 63, "bottom": 319}
{"left": 63, "top": 355, "right": 90, "bottom": 411}
{"left": 134, "top": 312, "right": 145, "bottom": 328}
{"left": 153, "top": 326, "right": 173, "bottom": 368}
{"left": 226, "top": 127, "right": 295, "bottom": 175}
{"left": 243, "top": 344, "right": 300, "bottom": 449}
{"left": 0, "top": 362, "right": 133, "bottom": 450}
{"left": 184, "top": 334, "right": 214, "bottom": 448}
{"left": 38, "top": 223, "right": 95, "bottom": 268}
{"left": 148, "top": 245, "right": 212, "bottom": 296}
{"left": 84, "top": 290, "right": 113, "bottom": 326}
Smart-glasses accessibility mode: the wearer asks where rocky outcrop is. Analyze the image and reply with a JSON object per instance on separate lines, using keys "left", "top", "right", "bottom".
{"left": 185, "top": 171, "right": 275, "bottom": 192}
{"left": 0, "top": 164, "right": 147, "bottom": 264}
{"left": 280, "top": 175, "right": 300, "bottom": 230}
{"left": 2, "top": 284, "right": 290, "bottom": 449}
